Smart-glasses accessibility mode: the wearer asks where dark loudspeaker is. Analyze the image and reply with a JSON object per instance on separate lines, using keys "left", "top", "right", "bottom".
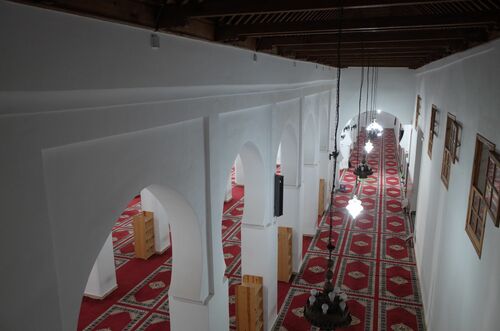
{"left": 274, "top": 174, "right": 284, "bottom": 217}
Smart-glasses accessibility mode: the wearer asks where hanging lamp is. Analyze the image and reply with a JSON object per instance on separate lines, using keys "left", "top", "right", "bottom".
{"left": 364, "top": 140, "right": 374, "bottom": 154}
{"left": 346, "top": 195, "right": 363, "bottom": 219}
{"left": 367, "top": 119, "right": 383, "bottom": 138}
{"left": 354, "top": 159, "right": 373, "bottom": 179}
{"left": 303, "top": 3, "right": 352, "bottom": 329}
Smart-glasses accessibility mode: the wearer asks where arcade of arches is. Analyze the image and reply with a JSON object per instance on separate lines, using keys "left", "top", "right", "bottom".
{"left": 2, "top": 3, "right": 500, "bottom": 331}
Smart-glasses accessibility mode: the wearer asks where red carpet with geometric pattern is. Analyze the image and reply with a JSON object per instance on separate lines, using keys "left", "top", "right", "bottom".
{"left": 272, "top": 129, "right": 425, "bottom": 331}
{"left": 78, "top": 129, "right": 425, "bottom": 330}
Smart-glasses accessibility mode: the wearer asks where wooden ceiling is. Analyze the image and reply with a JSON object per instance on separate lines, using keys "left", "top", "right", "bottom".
{"left": 10, "top": 0, "right": 500, "bottom": 69}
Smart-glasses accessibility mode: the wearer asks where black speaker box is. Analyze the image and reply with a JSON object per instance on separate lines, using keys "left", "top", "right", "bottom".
{"left": 274, "top": 174, "right": 284, "bottom": 217}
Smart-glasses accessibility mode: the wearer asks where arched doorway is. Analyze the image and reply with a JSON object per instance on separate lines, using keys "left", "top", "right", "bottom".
{"left": 77, "top": 184, "right": 205, "bottom": 331}
{"left": 222, "top": 141, "right": 268, "bottom": 330}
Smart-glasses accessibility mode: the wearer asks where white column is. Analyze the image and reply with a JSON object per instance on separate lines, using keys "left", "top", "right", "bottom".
{"left": 301, "top": 164, "right": 320, "bottom": 235}
{"left": 241, "top": 222, "right": 278, "bottom": 331}
{"left": 170, "top": 274, "right": 229, "bottom": 331}
{"left": 141, "top": 188, "right": 170, "bottom": 253}
{"left": 277, "top": 185, "right": 302, "bottom": 273}
{"left": 234, "top": 154, "right": 245, "bottom": 185}
{"left": 84, "top": 234, "right": 117, "bottom": 299}
{"left": 169, "top": 296, "right": 209, "bottom": 330}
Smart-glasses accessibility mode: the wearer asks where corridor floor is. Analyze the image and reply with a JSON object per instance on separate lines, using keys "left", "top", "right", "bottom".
{"left": 272, "top": 129, "right": 425, "bottom": 330}
{"left": 77, "top": 129, "right": 425, "bottom": 330}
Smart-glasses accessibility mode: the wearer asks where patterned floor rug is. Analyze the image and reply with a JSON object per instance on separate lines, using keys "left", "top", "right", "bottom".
{"left": 272, "top": 130, "right": 425, "bottom": 331}
{"left": 78, "top": 130, "right": 425, "bottom": 331}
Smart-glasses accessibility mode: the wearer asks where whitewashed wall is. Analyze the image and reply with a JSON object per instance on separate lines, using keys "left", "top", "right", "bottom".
{"left": 414, "top": 39, "right": 500, "bottom": 331}
{"left": 337, "top": 67, "right": 417, "bottom": 139}
{"left": 0, "top": 2, "right": 338, "bottom": 331}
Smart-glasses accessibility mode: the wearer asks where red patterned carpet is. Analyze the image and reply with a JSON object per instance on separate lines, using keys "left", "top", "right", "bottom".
{"left": 78, "top": 130, "right": 425, "bottom": 331}
{"left": 273, "top": 130, "right": 425, "bottom": 331}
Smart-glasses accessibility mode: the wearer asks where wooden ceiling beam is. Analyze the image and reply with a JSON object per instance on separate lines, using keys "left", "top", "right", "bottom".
{"left": 330, "top": 61, "right": 422, "bottom": 68}
{"left": 293, "top": 49, "right": 444, "bottom": 57}
{"left": 9, "top": 0, "right": 159, "bottom": 29}
{"left": 305, "top": 54, "right": 432, "bottom": 61}
{"left": 162, "top": 0, "right": 474, "bottom": 19}
{"left": 278, "top": 40, "right": 464, "bottom": 53}
{"left": 256, "top": 28, "right": 488, "bottom": 50}
{"left": 217, "top": 12, "right": 499, "bottom": 40}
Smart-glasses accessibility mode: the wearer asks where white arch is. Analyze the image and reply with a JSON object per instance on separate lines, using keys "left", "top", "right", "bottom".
{"left": 141, "top": 184, "right": 204, "bottom": 302}
{"left": 226, "top": 141, "right": 267, "bottom": 226}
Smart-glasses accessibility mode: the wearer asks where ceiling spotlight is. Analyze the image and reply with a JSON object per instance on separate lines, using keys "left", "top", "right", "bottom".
{"left": 346, "top": 195, "right": 363, "bottom": 219}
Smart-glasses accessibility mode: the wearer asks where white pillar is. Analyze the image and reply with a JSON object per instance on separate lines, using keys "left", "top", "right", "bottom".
{"left": 224, "top": 175, "right": 232, "bottom": 202}
{"left": 169, "top": 296, "right": 209, "bottom": 330}
{"left": 141, "top": 188, "right": 170, "bottom": 253}
{"left": 301, "top": 164, "right": 320, "bottom": 235}
{"left": 170, "top": 276, "right": 229, "bottom": 331}
{"left": 84, "top": 234, "right": 117, "bottom": 299}
{"left": 234, "top": 154, "right": 245, "bottom": 185}
{"left": 277, "top": 185, "right": 302, "bottom": 272}
{"left": 241, "top": 222, "right": 278, "bottom": 331}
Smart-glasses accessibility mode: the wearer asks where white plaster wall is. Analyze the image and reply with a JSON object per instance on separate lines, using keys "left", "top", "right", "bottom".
{"left": 0, "top": 3, "right": 335, "bottom": 95}
{"left": 414, "top": 39, "right": 500, "bottom": 331}
{"left": 337, "top": 68, "right": 416, "bottom": 144}
{"left": 0, "top": 3, "right": 337, "bottom": 330}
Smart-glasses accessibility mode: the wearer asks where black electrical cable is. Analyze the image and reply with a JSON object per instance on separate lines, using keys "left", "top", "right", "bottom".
{"left": 356, "top": 66, "right": 364, "bottom": 168}
{"left": 327, "top": 0, "right": 344, "bottom": 272}
{"left": 154, "top": 0, "right": 167, "bottom": 32}
{"left": 365, "top": 65, "right": 370, "bottom": 130}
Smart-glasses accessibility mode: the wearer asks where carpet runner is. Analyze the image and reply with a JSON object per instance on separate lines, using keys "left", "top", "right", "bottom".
{"left": 272, "top": 130, "right": 425, "bottom": 331}
{"left": 78, "top": 129, "right": 425, "bottom": 330}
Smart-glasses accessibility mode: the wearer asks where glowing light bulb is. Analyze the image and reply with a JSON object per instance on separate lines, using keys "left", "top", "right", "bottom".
{"left": 346, "top": 195, "right": 363, "bottom": 219}
{"left": 322, "top": 303, "right": 329, "bottom": 314}
{"left": 377, "top": 109, "right": 381, "bottom": 114}
{"left": 364, "top": 140, "right": 374, "bottom": 153}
